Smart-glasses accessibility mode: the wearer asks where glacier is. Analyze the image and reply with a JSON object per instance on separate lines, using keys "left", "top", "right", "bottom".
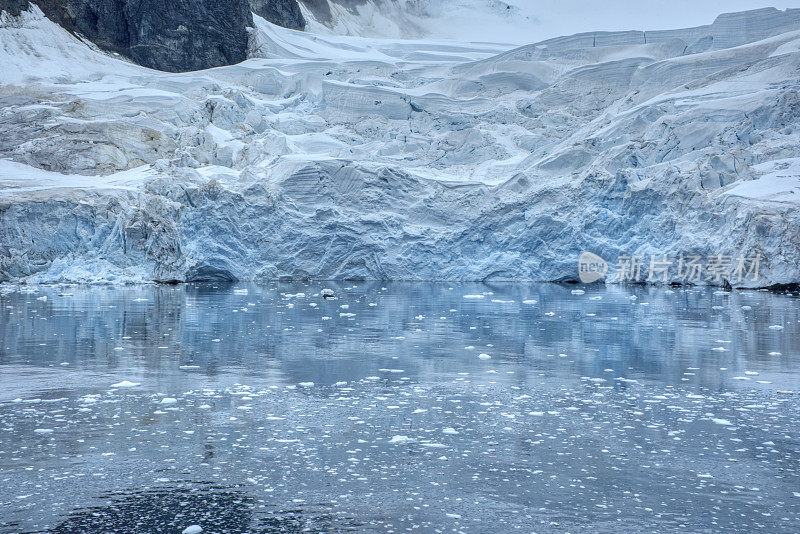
{"left": 1, "top": 6, "right": 799, "bottom": 286}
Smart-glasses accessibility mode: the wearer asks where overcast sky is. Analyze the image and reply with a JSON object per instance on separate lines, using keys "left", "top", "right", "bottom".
{"left": 514, "top": 1, "right": 800, "bottom": 37}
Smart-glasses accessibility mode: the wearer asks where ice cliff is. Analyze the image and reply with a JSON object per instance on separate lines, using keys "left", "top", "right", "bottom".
{"left": 0, "top": 6, "right": 799, "bottom": 286}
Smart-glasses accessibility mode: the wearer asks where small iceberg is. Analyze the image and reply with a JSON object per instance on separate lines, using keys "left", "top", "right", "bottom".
{"left": 110, "top": 380, "right": 140, "bottom": 388}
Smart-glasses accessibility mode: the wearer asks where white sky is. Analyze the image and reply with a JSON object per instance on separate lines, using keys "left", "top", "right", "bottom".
{"left": 512, "top": 1, "right": 800, "bottom": 38}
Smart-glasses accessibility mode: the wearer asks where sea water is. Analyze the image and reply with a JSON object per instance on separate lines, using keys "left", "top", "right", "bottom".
{"left": 0, "top": 282, "right": 798, "bottom": 532}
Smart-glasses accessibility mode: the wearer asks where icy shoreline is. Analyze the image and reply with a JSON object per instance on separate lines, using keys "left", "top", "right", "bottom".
{"left": 1, "top": 8, "right": 799, "bottom": 286}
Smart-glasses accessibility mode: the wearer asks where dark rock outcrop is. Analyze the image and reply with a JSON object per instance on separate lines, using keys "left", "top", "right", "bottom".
{"left": 297, "top": 0, "right": 332, "bottom": 24}
{"left": 0, "top": 0, "right": 29, "bottom": 16}
{"left": 4, "top": 0, "right": 308, "bottom": 71}
{"left": 297, "top": 0, "right": 372, "bottom": 25}
{"left": 250, "top": 0, "right": 305, "bottom": 30}
{"left": 27, "top": 0, "right": 253, "bottom": 72}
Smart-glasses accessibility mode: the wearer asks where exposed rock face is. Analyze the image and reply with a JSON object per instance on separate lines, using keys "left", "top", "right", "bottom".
{"left": 22, "top": 0, "right": 252, "bottom": 72}
{"left": 250, "top": 0, "right": 305, "bottom": 30}
{"left": 0, "top": 0, "right": 29, "bottom": 16}
{"left": 297, "top": 0, "right": 333, "bottom": 24}
{"left": 5, "top": 0, "right": 310, "bottom": 71}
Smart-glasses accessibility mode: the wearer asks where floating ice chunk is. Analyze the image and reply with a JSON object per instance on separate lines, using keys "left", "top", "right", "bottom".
{"left": 491, "top": 299, "right": 514, "bottom": 304}
{"left": 711, "top": 347, "right": 727, "bottom": 352}
{"left": 768, "top": 352, "right": 782, "bottom": 356}
{"left": 744, "top": 371, "right": 759, "bottom": 375}
{"left": 388, "top": 435, "right": 413, "bottom": 444}
{"left": 298, "top": 382, "right": 314, "bottom": 387}
{"left": 768, "top": 325, "right": 784, "bottom": 330}
{"left": 711, "top": 418, "right": 732, "bottom": 426}
{"left": 183, "top": 526, "right": 203, "bottom": 534}
{"left": 340, "top": 312, "right": 356, "bottom": 317}
{"left": 36, "top": 295, "right": 47, "bottom": 301}
{"left": 110, "top": 380, "right": 140, "bottom": 388}
{"left": 233, "top": 288, "right": 248, "bottom": 295}
{"left": 446, "top": 513, "right": 462, "bottom": 519}
{"left": 463, "top": 295, "right": 484, "bottom": 299}
{"left": 33, "top": 428, "right": 54, "bottom": 433}
{"left": 442, "top": 427, "right": 459, "bottom": 435}
{"left": 571, "top": 289, "right": 585, "bottom": 295}
{"left": 477, "top": 353, "right": 492, "bottom": 360}
{"left": 522, "top": 299, "right": 538, "bottom": 304}
{"left": 160, "top": 397, "right": 178, "bottom": 405}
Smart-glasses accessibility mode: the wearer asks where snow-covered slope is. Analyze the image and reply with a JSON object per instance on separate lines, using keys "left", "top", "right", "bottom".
{"left": 298, "top": 0, "right": 526, "bottom": 43}
{"left": 299, "top": 0, "right": 800, "bottom": 44}
{"left": 1, "top": 7, "right": 799, "bottom": 286}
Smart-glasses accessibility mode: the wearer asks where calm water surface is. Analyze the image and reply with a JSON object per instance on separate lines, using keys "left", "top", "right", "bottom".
{"left": 0, "top": 282, "right": 799, "bottom": 533}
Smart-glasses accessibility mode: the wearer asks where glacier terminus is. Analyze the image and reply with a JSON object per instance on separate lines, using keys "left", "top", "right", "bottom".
{"left": 1, "top": 5, "right": 799, "bottom": 286}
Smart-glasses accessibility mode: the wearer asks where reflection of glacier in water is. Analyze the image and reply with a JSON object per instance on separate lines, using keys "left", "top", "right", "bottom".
{"left": 0, "top": 282, "right": 799, "bottom": 533}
